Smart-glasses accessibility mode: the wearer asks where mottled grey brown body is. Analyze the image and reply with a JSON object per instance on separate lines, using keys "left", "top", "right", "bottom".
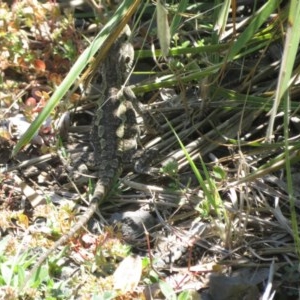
{"left": 25, "top": 26, "right": 138, "bottom": 285}
{"left": 90, "top": 25, "right": 137, "bottom": 203}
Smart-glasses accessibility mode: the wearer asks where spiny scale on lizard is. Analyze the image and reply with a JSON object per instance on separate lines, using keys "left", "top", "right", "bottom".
{"left": 24, "top": 25, "right": 138, "bottom": 287}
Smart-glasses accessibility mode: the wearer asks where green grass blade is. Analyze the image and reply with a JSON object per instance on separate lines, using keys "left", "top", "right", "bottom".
{"left": 170, "top": 0, "right": 188, "bottom": 37}
{"left": 164, "top": 116, "right": 225, "bottom": 219}
{"left": 277, "top": 0, "right": 300, "bottom": 258}
{"left": 266, "top": 0, "right": 300, "bottom": 140}
{"left": 225, "top": 0, "right": 281, "bottom": 62}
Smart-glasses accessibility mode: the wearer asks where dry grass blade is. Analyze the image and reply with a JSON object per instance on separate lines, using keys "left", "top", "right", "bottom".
{"left": 156, "top": 0, "right": 170, "bottom": 58}
{"left": 2, "top": 0, "right": 300, "bottom": 298}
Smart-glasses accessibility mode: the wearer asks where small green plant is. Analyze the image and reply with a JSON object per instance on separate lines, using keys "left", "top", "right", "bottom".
{"left": 0, "top": 236, "right": 50, "bottom": 297}
{"left": 160, "top": 160, "right": 181, "bottom": 189}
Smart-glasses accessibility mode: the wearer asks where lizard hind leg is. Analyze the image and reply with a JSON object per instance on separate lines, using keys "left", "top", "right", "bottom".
{"left": 133, "top": 148, "right": 160, "bottom": 175}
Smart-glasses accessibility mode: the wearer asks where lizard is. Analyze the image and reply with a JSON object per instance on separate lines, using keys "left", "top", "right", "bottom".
{"left": 23, "top": 25, "right": 138, "bottom": 286}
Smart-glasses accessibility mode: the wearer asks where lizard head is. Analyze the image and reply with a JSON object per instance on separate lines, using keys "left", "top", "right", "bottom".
{"left": 91, "top": 25, "right": 134, "bottom": 94}
{"left": 116, "top": 25, "right": 134, "bottom": 77}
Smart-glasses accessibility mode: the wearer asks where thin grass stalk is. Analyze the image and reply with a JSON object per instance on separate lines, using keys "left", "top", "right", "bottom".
{"left": 284, "top": 93, "right": 300, "bottom": 258}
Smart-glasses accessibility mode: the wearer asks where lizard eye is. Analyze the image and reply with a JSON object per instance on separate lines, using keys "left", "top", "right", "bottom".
{"left": 125, "top": 55, "right": 131, "bottom": 64}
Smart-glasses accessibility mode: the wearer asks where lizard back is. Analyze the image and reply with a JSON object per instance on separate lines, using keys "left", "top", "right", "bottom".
{"left": 90, "top": 25, "right": 138, "bottom": 202}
